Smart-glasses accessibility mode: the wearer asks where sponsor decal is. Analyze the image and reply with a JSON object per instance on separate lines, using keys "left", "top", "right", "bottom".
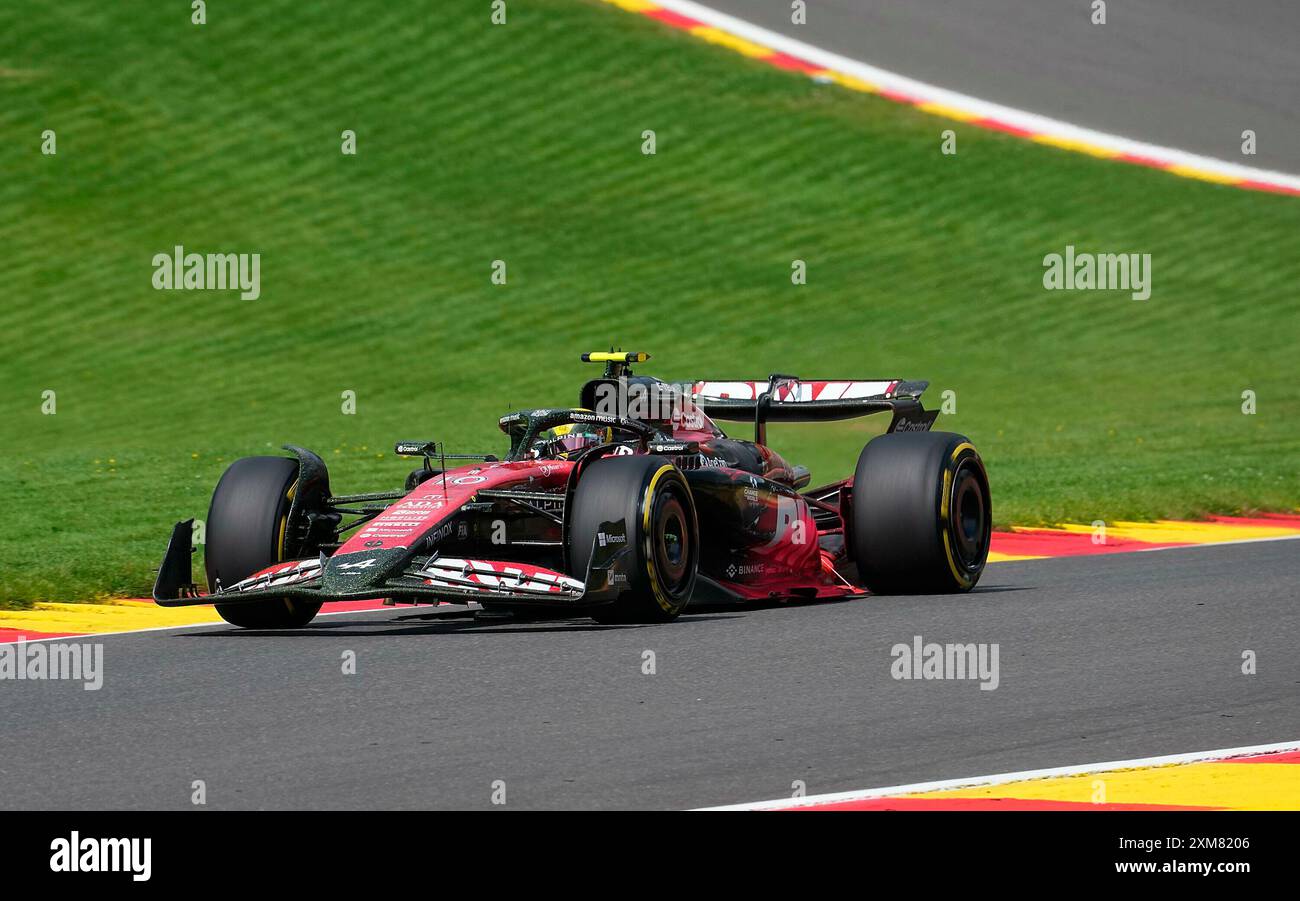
{"left": 893, "top": 418, "right": 930, "bottom": 432}
{"left": 336, "top": 557, "right": 378, "bottom": 572}
{"left": 888, "top": 409, "right": 939, "bottom": 433}
{"left": 394, "top": 441, "right": 437, "bottom": 456}
{"left": 452, "top": 475, "right": 487, "bottom": 485}
{"left": 570, "top": 410, "right": 616, "bottom": 424}
{"left": 597, "top": 531, "right": 627, "bottom": 547}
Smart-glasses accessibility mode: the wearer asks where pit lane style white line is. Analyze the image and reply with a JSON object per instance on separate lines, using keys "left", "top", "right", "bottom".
{"left": 695, "top": 739, "right": 1300, "bottom": 810}
{"left": 648, "top": 0, "right": 1300, "bottom": 193}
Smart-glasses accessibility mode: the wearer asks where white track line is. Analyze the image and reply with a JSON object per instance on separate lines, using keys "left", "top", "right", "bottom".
{"left": 656, "top": 0, "right": 1300, "bottom": 191}
{"left": 696, "top": 739, "right": 1300, "bottom": 810}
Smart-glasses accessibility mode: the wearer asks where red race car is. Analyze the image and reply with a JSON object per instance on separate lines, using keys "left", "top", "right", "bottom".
{"left": 153, "top": 352, "right": 991, "bottom": 627}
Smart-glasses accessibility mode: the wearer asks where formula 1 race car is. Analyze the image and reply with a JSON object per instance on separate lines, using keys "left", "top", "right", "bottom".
{"left": 153, "top": 352, "right": 991, "bottom": 627}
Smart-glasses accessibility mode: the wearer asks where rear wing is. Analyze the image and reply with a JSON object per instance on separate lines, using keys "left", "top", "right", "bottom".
{"left": 690, "top": 376, "right": 936, "bottom": 442}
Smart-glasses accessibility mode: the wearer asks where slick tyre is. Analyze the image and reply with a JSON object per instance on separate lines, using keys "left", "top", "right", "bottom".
{"left": 569, "top": 455, "right": 698, "bottom": 624}
{"left": 206, "top": 456, "right": 322, "bottom": 628}
{"left": 850, "top": 431, "right": 991, "bottom": 594}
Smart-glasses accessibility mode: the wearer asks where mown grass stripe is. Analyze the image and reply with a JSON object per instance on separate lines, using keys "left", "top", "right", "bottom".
{"left": 0, "top": 0, "right": 1296, "bottom": 604}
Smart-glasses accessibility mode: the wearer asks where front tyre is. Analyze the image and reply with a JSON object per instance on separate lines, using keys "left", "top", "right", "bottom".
{"left": 850, "top": 431, "right": 991, "bottom": 594}
{"left": 205, "top": 456, "right": 322, "bottom": 628}
{"left": 568, "top": 455, "right": 699, "bottom": 624}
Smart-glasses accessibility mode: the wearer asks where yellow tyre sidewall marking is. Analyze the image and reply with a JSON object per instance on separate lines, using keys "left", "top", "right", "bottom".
{"left": 940, "top": 442, "right": 977, "bottom": 588}
{"left": 642, "top": 464, "right": 684, "bottom": 615}
{"left": 276, "top": 480, "right": 295, "bottom": 614}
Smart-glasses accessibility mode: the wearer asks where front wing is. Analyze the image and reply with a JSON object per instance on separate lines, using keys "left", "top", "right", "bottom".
{"left": 153, "top": 519, "right": 634, "bottom": 609}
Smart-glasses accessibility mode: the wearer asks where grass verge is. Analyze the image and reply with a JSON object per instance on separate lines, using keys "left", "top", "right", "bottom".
{"left": 1, "top": 0, "right": 1296, "bottom": 604}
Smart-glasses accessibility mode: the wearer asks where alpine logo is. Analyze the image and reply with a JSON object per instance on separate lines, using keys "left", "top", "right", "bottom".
{"left": 336, "top": 557, "right": 378, "bottom": 572}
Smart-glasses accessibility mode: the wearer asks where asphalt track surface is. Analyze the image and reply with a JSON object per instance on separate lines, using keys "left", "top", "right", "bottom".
{"left": 692, "top": 0, "right": 1300, "bottom": 173}
{"left": 2, "top": 540, "right": 1296, "bottom": 810}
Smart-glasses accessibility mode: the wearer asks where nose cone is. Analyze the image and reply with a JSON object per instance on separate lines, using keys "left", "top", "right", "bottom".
{"left": 320, "top": 546, "right": 409, "bottom": 594}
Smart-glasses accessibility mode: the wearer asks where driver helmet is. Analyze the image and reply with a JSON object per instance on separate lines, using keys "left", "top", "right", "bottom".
{"left": 536, "top": 412, "right": 611, "bottom": 459}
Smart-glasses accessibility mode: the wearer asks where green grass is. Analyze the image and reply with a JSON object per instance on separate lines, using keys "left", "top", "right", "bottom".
{"left": 1, "top": 0, "right": 1297, "bottom": 606}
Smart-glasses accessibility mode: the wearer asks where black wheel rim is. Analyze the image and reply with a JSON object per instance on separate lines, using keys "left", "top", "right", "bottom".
{"left": 949, "top": 460, "right": 988, "bottom": 569}
{"left": 653, "top": 491, "right": 690, "bottom": 591}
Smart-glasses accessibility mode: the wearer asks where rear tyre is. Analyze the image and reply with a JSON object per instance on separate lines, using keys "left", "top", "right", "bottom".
{"left": 568, "top": 455, "right": 698, "bottom": 624}
{"left": 850, "top": 431, "right": 990, "bottom": 594}
{"left": 206, "top": 456, "right": 323, "bottom": 628}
